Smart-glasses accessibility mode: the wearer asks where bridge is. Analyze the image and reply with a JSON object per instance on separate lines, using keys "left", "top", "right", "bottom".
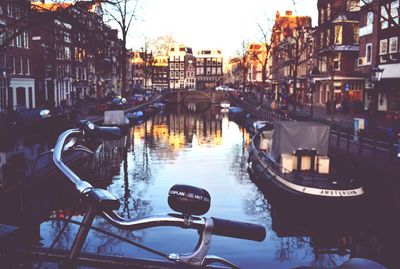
{"left": 162, "top": 90, "right": 230, "bottom": 104}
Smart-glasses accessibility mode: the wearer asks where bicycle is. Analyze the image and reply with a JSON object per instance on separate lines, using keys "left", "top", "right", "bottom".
{"left": 6, "top": 121, "right": 266, "bottom": 269}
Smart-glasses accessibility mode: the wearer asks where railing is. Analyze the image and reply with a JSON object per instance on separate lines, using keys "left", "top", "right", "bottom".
{"left": 235, "top": 97, "right": 400, "bottom": 166}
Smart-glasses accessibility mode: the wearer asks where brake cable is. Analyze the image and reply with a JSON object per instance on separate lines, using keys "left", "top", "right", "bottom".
{"left": 48, "top": 217, "right": 169, "bottom": 259}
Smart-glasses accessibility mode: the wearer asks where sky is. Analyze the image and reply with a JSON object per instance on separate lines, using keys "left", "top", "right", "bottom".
{"left": 126, "top": 0, "right": 318, "bottom": 58}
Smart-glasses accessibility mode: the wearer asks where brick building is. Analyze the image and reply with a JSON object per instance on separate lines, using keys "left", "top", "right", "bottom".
{"left": 315, "top": 0, "right": 363, "bottom": 107}
{"left": 168, "top": 44, "right": 195, "bottom": 90}
{"left": 358, "top": 0, "right": 400, "bottom": 115}
{"left": 4, "top": 0, "right": 35, "bottom": 110}
{"left": 246, "top": 43, "right": 269, "bottom": 87}
{"left": 195, "top": 49, "right": 223, "bottom": 90}
{"left": 270, "top": 10, "right": 312, "bottom": 103}
{"left": 152, "top": 55, "right": 168, "bottom": 91}
{"left": 0, "top": 1, "right": 8, "bottom": 111}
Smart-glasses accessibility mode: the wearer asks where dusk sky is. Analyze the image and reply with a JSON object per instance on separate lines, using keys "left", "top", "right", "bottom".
{"left": 126, "top": 0, "right": 318, "bottom": 57}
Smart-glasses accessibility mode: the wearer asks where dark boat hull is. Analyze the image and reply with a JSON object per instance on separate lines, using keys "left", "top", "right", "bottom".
{"left": 0, "top": 149, "right": 91, "bottom": 225}
{"left": 247, "top": 147, "right": 365, "bottom": 207}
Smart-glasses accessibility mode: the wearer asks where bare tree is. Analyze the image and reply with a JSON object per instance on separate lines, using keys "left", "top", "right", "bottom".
{"left": 254, "top": 21, "right": 274, "bottom": 89}
{"left": 102, "top": 0, "right": 140, "bottom": 97}
{"left": 234, "top": 40, "right": 252, "bottom": 92}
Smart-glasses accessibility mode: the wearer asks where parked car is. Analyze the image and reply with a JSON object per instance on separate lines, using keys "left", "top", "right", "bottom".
{"left": 9, "top": 107, "right": 54, "bottom": 132}
{"left": 130, "top": 94, "right": 144, "bottom": 105}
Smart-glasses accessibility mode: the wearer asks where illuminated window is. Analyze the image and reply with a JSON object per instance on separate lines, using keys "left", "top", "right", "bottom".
{"left": 353, "top": 25, "right": 359, "bottom": 44}
{"left": 334, "top": 25, "right": 343, "bottom": 44}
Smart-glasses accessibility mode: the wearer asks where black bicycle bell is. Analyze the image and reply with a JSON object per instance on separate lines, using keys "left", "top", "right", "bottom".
{"left": 168, "top": 184, "right": 211, "bottom": 216}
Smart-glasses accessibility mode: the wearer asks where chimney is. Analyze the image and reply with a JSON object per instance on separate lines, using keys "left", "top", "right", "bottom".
{"left": 285, "top": 10, "right": 293, "bottom": 16}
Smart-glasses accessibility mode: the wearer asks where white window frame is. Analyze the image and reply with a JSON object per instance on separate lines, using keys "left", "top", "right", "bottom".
{"left": 381, "top": 5, "right": 389, "bottom": 29}
{"left": 366, "top": 43, "right": 372, "bottom": 64}
{"left": 389, "top": 37, "right": 398, "bottom": 53}
{"left": 19, "top": 57, "right": 23, "bottom": 75}
{"left": 380, "top": 39, "right": 388, "bottom": 55}
{"left": 23, "top": 31, "right": 29, "bottom": 49}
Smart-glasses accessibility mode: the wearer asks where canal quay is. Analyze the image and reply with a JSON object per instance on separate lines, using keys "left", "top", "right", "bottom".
{"left": 0, "top": 101, "right": 399, "bottom": 269}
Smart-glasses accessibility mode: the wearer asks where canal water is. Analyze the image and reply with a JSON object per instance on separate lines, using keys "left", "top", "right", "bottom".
{"left": 3, "top": 104, "right": 400, "bottom": 268}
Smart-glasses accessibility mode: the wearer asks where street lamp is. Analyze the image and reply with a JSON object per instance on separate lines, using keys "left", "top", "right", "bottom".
{"left": 1, "top": 67, "right": 12, "bottom": 111}
{"left": 370, "top": 65, "right": 384, "bottom": 83}
{"left": 368, "top": 65, "right": 384, "bottom": 131}
{"left": 309, "top": 67, "right": 320, "bottom": 117}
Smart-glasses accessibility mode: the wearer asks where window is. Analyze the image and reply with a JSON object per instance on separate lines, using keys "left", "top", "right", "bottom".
{"left": 22, "top": 58, "right": 30, "bottom": 75}
{"left": 327, "top": 4, "right": 331, "bottom": 20}
{"left": 7, "top": 3, "right": 13, "bottom": 17}
{"left": 334, "top": 25, "right": 343, "bottom": 44}
{"left": 0, "top": 28, "right": 4, "bottom": 45}
{"left": 64, "top": 32, "right": 71, "bottom": 43}
{"left": 367, "top": 12, "right": 374, "bottom": 26}
{"left": 380, "top": 39, "right": 388, "bottom": 63}
{"left": 170, "top": 63, "right": 174, "bottom": 70}
{"left": 326, "top": 29, "right": 330, "bottom": 45}
{"left": 0, "top": 53, "right": 5, "bottom": 68}
{"left": 366, "top": 43, "right": 372, "bottom": 64}
{"left": 380, "top": 39, "right": 388, "bottom": 54}
{"left": 23, "top": 31, "right": 29, "bottom": 48}
{"left": 334, "top": 53, "right": 341, "bottom": 70}
{"left": 353, "top": 25, "right": 359, "bottom": 44}
{"left": 347, "top": 0, "right": 360, "bottom": 11}
{"left": 46, "top": 64, "right": 52, "bottom": 77}
{"left": 320, "top": 31, "right": 324, "bottom": 47}
{"left": 16, "top": 34, "right": 21, "bottom": 47}
{"left": 16, "top": 57, "right": 22, "bottom": 74}
{"left": 14, "top": 4, "right": 20, "bottom": 19}
{"left": 381, "top": 5, "right": 389, "bottom": 29}
{"left": 391, "top": 0, "right": 399, "bottom": 25}
{"left": 389, "top": 37, "right": 398, "bottom": 53}
{"left": 320, "top": 8, "right": 325, "bottom": 24}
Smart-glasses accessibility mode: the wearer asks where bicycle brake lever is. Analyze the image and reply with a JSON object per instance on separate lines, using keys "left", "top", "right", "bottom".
{"left": 202, "top": 255, "right": 241, "bottom": 269}
{"left": 168, "top": 217, "right": 213, "bottom": 267}
{"left": 74, "top": 145, "right": 94, "bottom": 155}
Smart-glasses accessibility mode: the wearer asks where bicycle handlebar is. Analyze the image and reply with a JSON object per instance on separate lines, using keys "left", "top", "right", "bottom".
{"left": 53, "top": 123, "right": 266, "bottom": 244}
{"left": 212, "top": 217, "right": 266, "bottom": 242}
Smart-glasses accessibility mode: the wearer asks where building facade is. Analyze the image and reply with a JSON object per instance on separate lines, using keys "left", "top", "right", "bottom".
{"left": 246, "top": 43, "right": 268, "bottom": 87}
{"left": 270, "top": 10, "right": 312, "bottom": 103}
{"left": 195, "top": 49, "right": 223, "bottom": 90}
{"left": 358, "top": 0, "right": 400, "bottom": 115}
{"left": 5, "top": 0, "right": 35, "bottom": 110}
{"left": 152, "top": 55, "right": 168, "bottom": 91}
{"left": 315, "top": 0, "right": 363, "bottom": 107}
{"left": 0, "top": 1, "right": 8, "bottom": 111}
{"left": 168, "top": 44, "right": 195, "bottom": 90}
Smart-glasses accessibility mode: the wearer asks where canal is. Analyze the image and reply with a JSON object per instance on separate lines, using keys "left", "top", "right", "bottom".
{"left": 2, "top": 104, "right": 400, "bottom": 268}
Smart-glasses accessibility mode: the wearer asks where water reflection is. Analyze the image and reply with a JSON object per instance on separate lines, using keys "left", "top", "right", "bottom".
{"left": 27, "top": 104, "right": 398, "bottom": 268}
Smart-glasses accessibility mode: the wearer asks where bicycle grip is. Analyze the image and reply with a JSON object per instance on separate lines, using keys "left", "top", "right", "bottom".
{"left": 94, "top": 126, "right": 122, "bottom": 140}
{"left": 211, "top": 217, "right": 266, "bottom": 242}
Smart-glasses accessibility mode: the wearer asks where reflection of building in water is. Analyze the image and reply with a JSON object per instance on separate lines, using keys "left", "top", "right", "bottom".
{"left": 150, "top": 106, "right": 223, "bottom": 149}
{"left": 91, "top": 138, "right": 126, "bottom": 184}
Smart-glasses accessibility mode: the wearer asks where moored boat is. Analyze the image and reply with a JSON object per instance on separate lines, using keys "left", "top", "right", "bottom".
{"left": 220, "top": 100, "right": 230, "bottom": 108}
{"left": 228, "top": 106, "right": 248, "bottom": 122}
{"left": 248, "top": 121, "right": 364, "bottom": 202}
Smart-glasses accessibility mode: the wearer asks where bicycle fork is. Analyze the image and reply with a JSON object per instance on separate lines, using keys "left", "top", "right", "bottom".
{"left": 60, "top": 204, "right": 96, "bottom": 269}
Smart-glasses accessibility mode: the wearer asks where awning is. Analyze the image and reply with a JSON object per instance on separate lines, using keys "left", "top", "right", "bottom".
{"left": 379, "top": 63, "right": 400, "bottom": 79}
